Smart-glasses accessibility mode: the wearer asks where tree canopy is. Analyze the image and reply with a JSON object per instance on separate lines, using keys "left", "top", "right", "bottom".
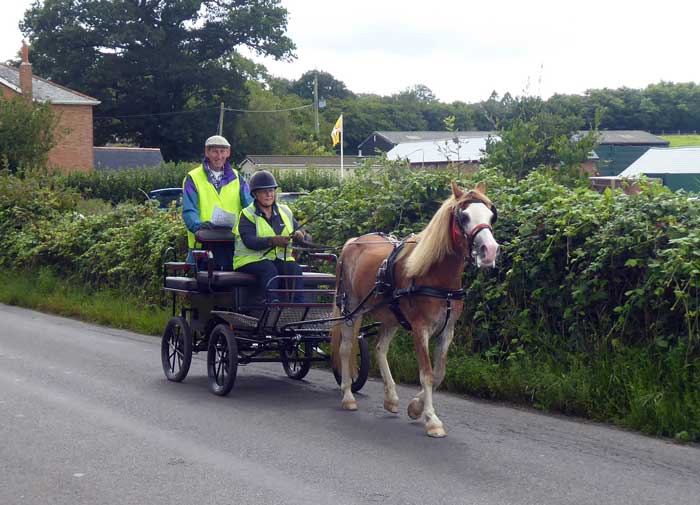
{"left": 21, "top": 0, "right": 295, "bottom": 160}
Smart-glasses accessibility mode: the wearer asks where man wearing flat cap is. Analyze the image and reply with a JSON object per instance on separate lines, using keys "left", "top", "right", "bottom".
{"left": 182, "top": 135, "right": 253, "bottom": 263}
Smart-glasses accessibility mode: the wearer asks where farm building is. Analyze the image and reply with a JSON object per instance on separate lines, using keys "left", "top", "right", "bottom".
{"left": 386, "top": 135, "right": 498, "bottom": 170}
{"left": 93, "top": 147, "right": 164, "bottom": 171}
{"left": 357, "top": 131, "right": 495, "bottom": 156}
{"left": 0, "top": 42, "right": 100, "bottom": 172}
{"left": 618, "top": 147, "right": 700, "bottom": 192}
{"left": 590, "top": 130, "right": 669, "bottom": 176}
{"left": 237, "top": 155, "right": 378, "bottom": 177}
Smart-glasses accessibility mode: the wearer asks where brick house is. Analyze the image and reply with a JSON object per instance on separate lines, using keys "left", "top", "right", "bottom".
{"left": 0, "top": 43, "right": 100, "bottom": 172}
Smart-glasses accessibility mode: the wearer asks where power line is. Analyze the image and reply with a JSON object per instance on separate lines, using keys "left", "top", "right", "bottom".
{"left": 93, "top": 102, "right": 313, "bottom": 120}
{"left": 224, "top": 104, "right": 313, "bottom": 113}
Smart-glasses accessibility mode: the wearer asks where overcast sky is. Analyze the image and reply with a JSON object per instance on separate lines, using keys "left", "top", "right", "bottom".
{"left": 2, "top": 0, "right": 698, "bottom": 104}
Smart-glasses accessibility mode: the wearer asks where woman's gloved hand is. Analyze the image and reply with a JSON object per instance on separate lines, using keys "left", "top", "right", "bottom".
{"left": 293, "top": 230, "right": 312, "bottom": 244}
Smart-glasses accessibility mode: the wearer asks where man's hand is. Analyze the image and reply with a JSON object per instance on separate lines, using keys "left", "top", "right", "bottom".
{"left": 270, "top": 235, "right": 291, "bottom": 247}
{"left": 198, "top": 221, "right": 215, "bottom": 230}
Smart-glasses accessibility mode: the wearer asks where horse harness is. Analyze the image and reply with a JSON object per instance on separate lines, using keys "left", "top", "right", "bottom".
{"left": 335, "top": 233, "right": 465, "bottom": 335}
{"left": 337, "top": 196, "right": 496, "bottom": 334}
{"left": 375, "top": 235, "right": 465, "bottom": 333}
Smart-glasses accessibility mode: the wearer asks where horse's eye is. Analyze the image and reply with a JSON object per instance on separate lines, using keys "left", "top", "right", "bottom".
{"left": 459, "top": 209, "right": 470, "bottom": 225}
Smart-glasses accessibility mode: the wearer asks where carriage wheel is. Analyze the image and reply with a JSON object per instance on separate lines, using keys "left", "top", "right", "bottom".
{"left": 207, "top": 324, "right": 238, "bottom": 396}
{"left": 281, "top": 340, "right": 312, "bottom": 380}
{"left": 333, "top": 337, "right": 370, "bottom": 393}
{"left": 161, "top": 316, "right": 193, "bottom": 382}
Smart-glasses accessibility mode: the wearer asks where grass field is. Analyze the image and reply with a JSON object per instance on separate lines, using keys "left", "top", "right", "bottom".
{"left": 660, "top": 134, "right": 700, "bottom": 147}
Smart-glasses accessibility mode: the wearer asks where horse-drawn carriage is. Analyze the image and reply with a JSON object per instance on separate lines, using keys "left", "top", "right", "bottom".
{"left": 159, "top": 228, "right": 374, "bottom": 396}
{"left": 160, "top": 181, "right": 499, "bottom": 437}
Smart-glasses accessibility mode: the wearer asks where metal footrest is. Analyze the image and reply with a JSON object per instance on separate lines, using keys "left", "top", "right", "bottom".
{"left": 262, "top": 305, "right": 335, "bottom": 330}
{"left": 211, "top": 310, "right": 260, "bottom": 330}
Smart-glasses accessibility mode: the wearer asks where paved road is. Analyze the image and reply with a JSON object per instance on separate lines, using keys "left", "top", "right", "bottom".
{"left": 1, "top": 304, "right": 698, "bottom": 505}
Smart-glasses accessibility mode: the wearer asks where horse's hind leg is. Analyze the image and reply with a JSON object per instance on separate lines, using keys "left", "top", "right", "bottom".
{"left": 410, "top": 326, "right": 446, "bottom": 437}
{"left": 376, "top": 326, "right": 399, "bottom": 413}
{"left": 339, "top": 318, "right": 359, "bottom": 411}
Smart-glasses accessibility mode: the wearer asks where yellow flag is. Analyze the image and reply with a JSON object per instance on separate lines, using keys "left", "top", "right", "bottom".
{"left": 331, "top": 114, "right": 343, "bottom": 147}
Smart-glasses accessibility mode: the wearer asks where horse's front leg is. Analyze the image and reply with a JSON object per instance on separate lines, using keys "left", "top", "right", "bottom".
{"left": 410, "top": 326, "right": 446, "bottom": 437}
{"left": 376, "top": 326, "right": 399, "bottom": 413}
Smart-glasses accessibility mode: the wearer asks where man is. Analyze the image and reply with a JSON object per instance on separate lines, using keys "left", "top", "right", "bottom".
{"left": 182, "top": 135, "right": 252, "bottom": 266}
{"left": 234, "top": 170, "right": 309, "bottom": 302}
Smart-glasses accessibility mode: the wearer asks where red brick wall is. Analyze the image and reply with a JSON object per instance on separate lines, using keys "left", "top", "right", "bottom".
{"left": 48, "top": 104, "right": 94, "bottom": 172}
{"left": 1, "top": 84, "right": 14, "bottom": 99}
{"left": 1, "top": 83, "right": 94, "bottom": 172}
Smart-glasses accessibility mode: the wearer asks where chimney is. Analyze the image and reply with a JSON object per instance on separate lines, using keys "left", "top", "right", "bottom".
{"left": 19, "top": 40, "right": 32, "bottom": 100}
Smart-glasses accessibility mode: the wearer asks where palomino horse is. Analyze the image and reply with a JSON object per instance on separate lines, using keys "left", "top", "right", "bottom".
{"left": 331, "top": 181, "right": 499, "bottom": 437}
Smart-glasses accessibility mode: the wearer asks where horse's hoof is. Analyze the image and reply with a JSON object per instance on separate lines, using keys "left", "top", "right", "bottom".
{"left": 407, "top": 398, "right": 424, "bottom": 420}
{"left": 426, "top": 421, "right": 446, "bottom": 438}
{"left": 383, "top": 399, "right": 399, "bottom": 414}
{"left": 341, "top": 399, "right": 358, "bottom": 411}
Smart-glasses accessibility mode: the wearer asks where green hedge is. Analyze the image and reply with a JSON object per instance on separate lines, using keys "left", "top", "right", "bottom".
{"left": 1, "top": 165, "right": 698, "bottom": 440}
{"left": 55, "top": 162, "right": 195, "bottom": 203}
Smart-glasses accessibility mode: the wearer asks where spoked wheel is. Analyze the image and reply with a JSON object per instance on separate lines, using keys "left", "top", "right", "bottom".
{"left": 281, "top": 339, "right": 312, "bottom": 380}
{"left": 207, "top": 324, "right": 238, "bottom": 396}
{"left": 161, "top": 316, "right": 193, "bottom": 382}
{"left": 333, "top": 337, "right": 370, "bottom": 393}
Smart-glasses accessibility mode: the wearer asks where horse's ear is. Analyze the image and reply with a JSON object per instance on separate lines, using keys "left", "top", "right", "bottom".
{"left": 451, "top": 180, "right": 463, "bottom": 199}
{"left": 476, "top": 181, "right": 487, "bottom": 194}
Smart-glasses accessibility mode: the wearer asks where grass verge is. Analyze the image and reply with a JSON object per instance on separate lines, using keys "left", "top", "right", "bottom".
{"left": 0, "top": 268, "right": 169, "bottom": 336}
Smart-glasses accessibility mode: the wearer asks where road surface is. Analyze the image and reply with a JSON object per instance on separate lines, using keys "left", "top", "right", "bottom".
{"left": 1, "top": 304, "right": 698, "bottom": 505}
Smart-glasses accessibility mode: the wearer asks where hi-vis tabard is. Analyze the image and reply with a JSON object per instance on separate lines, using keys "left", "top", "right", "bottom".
{"left": 234, "top": 202, "right": 295, "bottom": 270}
{"left": 184, "top": 165, "right": 242, "bottom": 249}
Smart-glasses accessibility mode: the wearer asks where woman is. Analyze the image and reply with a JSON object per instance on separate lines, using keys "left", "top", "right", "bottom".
{"left": 234, "top": 170, "right": 309, "bottom": 302}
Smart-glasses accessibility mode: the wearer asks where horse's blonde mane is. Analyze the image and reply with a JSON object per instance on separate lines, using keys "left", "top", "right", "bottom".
{"left": 402, "top": 189, "right": 490, "bottom": 278}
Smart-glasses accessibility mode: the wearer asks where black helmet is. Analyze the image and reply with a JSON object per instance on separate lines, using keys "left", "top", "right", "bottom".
{"left": 249, "top": 170, "right": 278, "bottom": 193}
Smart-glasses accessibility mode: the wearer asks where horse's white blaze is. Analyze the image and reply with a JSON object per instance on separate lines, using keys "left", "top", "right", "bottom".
{"left": 463, "top": 203, "right": 499, "bottom": 268}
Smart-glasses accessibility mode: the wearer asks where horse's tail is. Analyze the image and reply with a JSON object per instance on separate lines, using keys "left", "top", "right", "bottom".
{"left": 330, "top": 249, "right": 360, "bottom": 377}
{"left": 329, "top": 308, "right": 361, "bottom": 378}
{"left": 330, "top": 305, "right": 342, "bottom": 372}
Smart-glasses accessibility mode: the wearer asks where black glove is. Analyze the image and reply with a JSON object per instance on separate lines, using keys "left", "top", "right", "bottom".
{"left": 198, "top": 221, "right": 215, "bottom": 230}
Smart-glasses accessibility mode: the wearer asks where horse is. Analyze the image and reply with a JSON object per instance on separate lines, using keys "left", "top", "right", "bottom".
{"left": 330, "top": 181, "right": 499, "bottom": 437}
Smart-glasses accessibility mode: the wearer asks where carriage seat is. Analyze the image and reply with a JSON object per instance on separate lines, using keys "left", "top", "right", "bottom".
{"left": 164, "top": 276, "right": 199, "bottom": 291}
{"left": 196, "top": 271, "right": 257, "bottom": 292}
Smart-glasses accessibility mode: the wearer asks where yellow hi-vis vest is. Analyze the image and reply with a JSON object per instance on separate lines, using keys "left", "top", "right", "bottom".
{"left": 234, "top": 202, "right": 295, "bottom": 270}
{"left": 184, "top": 165, "right": 242, "bottom": 249}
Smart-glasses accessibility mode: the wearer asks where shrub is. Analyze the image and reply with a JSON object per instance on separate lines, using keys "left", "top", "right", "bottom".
{"left": 0, "top": 95, "right": 59, "bottom": 172}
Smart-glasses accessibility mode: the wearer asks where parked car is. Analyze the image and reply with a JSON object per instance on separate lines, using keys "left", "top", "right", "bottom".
{"left": 277, "top": 191, "right": 309, "bottom": 204}
{"left": 148, "top": 187, "right": 183, "bottom": 209}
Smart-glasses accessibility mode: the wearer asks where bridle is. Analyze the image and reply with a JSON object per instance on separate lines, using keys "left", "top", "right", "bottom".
{"left": 452, "top": 198, "right": 497, "bottom": 264}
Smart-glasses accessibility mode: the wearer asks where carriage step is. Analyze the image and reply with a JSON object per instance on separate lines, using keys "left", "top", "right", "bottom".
{"left": 211, "top": 310, "right": 260, "bottom": 330}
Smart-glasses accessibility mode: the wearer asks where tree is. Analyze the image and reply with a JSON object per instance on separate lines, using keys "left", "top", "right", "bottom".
{"left": 289, "top": 70, "right": 354, "bottom": 100}
{"left": 482, "top": 95, "right": 594, "bottom": 180}
{"left": 0, "top": 95, "right": 59, "bottom": 172}
{"left": 21, "top": 0, "right": 295, "bottom": 161}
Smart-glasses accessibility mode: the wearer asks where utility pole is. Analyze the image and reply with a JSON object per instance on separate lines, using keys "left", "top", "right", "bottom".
{"left": 218, "top": 102, "right": 224, "bottom": 135}
{"left": 313, "top": 73, "right": 320, "bottom": 140}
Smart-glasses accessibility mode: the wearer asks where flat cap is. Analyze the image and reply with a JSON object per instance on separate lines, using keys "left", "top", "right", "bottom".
{"left": 205, "top": 135, "right": 231, "bottom": 148}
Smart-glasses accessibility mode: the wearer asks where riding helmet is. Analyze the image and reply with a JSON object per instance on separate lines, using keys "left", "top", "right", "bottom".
{"left": 249, "top": 170, "right": 278, "bottom": 192}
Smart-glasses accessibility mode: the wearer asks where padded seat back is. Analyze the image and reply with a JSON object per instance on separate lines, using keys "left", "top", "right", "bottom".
{"left": 196, "top": 271, "right": 257, "bottom": 292}
{"left": 302, "top": 272, "right": 336, "bottom": 287}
